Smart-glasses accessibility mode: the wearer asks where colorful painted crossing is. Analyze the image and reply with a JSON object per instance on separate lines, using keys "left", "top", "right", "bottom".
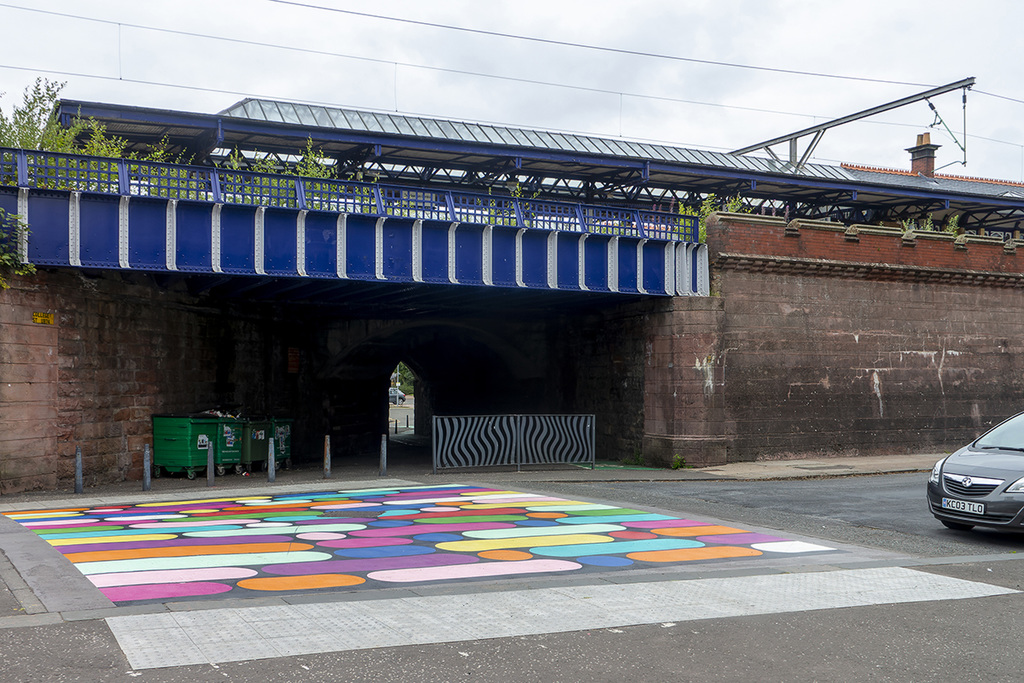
{"left": 3, "top": 484, "right": 836, "bottom": 604}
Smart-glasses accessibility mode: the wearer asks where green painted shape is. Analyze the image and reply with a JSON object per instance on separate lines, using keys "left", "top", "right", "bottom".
{"left": 36, "top": 525, "right": 125, "bottom": 535}
{"left": 415, "top": 515, "right": 528, "bottom": 524}
{"left": 567, "top": 508, "right": 649, "bottom": 516}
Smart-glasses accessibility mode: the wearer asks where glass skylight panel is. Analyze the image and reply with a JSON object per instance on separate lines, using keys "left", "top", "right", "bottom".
{"left": 277, "top": 102, "right": 301, "bottom": 125}
{"left": 357, "top": 112, "right": 384, "bottom": 132}
{"left": 376, "top": 114, "right": 401, "bottom": 134}
{"left": 450, "top": 122, "right": 473, "bottom": 141}
{"left": 407, "top": 117, "right": 429, "bottom": 137}
{"left": 393, "top": 116, "right": 416, "bottom": 136}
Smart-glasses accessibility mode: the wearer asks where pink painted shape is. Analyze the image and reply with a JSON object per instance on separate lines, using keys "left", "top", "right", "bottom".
{"left": 264, "top": 553, "right": 478, "bottom": 575}
{"left": 315, "top": 537, "right": 413, "bottom": 548}
{"left": 620, "top": 519, "right": 708, "bottom": 529}
{"left": 87, "top": 567, "right": 257, "bottom": 588}
{"left": 295, "top": 532, "right": 348, "bottom": 541}
{"left": 368, "top": 558, "right": 582, "bottom": 583}
{"left": 100, "top": 582, "right": 234, "bottom": 602}
{"left": 349, "top": 522, "right": 517, "bottom": 537}
{"left": 21, "top": 518, "right": 100, "bottom": 527}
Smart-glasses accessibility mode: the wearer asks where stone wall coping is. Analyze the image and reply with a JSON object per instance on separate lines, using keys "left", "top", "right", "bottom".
{"left": 707, "top": 212, "right": 787, "bottom": 227}
{"left": 786, "top": 219, "right": 845, "bottom": 232}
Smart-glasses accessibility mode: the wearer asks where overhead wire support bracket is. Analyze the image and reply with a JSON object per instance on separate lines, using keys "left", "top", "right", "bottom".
{"left": 730, "top": 77, "right": 976, "bottom": 172}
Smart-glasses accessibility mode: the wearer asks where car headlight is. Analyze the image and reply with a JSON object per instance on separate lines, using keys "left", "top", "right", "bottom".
{"left": 1006, "top": 477, "right": 1024, "bottom": 494}
{"left": 929, "top": 458, "right": 946, "bottom": 485}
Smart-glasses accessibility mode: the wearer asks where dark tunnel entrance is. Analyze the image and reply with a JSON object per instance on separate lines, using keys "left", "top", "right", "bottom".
{"left": 319, "top": 321, "right": 550, "bottom": 465}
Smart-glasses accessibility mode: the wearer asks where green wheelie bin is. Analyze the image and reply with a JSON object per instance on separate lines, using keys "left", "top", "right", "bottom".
{"left": 215, "top": 418, "right": 245, "bottom": 475}
{"left": 151, "top": 414, "right": 218, "bottom": 480}
{"left": 241, "top": 419, "right": 272, "bottom": 472}
{"left": 272, "top": 418, "right": 293, "bottom": 470}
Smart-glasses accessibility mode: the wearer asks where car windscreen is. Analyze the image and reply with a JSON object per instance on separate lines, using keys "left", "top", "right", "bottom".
{"left": 975, "top": 412, "right": 1024, "bottom": 452}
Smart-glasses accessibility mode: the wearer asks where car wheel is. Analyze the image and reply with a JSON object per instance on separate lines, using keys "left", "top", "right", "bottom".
{"left": 399, "top": 397, "right": 405, "bottom": 405}
{"left": 940, "top": 520, "right": 974, "bottom": 531}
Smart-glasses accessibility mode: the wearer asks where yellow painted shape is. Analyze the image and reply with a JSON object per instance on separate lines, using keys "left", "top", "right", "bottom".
{"left": 65, "top": 542, "right": 313, "bottom": 563}
{"left": 237, "top": 574, "right": 365, "bottom": 591}
{"left": 47, "top": 534, "right": 178, "bottom": 547}
{"left": 651, "top": 525, "right": 750, "bottom": 537}
{"left": 458, "top": 500, "right": 589, "bottom": 510}
{"left": 628, "top": 546, "right": 763, "bottom": 563}
{"left": 478, "top": 550, "right": 533, "bottom": 561}
{"left": 437, "top": 534, "right": 613, "bottom": 553}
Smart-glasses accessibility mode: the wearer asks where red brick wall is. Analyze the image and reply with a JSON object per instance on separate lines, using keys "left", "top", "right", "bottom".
{"left": 659, "top": 213, "right": 1024, "bottom": 464}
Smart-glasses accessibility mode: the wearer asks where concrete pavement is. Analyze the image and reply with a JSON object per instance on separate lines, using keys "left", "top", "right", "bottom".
{"left": 0, "top": 450, "right": 961, "bottom": 673}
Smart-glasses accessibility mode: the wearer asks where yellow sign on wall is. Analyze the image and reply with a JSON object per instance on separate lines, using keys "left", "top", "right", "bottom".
{"left": 32, "top": 312, "right": 54, "bottom": 325}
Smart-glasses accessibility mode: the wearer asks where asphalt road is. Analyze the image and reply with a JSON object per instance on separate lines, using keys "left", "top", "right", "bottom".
{"left": 4, "top": 472, "right": 1024, "bottom": 682}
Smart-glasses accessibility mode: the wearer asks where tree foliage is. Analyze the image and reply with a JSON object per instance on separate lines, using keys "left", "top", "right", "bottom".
{"left": 0, "top": 208, "right": 35, "bottom": 289}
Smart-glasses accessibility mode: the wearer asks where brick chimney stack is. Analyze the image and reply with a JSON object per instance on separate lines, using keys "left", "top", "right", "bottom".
{"left": 906, "top": 132, "right": 941, "bottom": 177}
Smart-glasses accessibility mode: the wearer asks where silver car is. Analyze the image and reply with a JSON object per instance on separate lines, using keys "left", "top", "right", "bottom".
{"left": 927, "top": 411, "right": 1024, "bottom": 531}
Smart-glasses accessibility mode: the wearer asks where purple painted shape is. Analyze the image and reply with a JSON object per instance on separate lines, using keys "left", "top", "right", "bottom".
{"left": 263, "top": 553, "right": 479, "bottom": 575}
{"left": 315, "top": 537, "right": 413, "bottom": 549}
{"left": 378, "top": 487, "right": 486, "bottom": 500}
{"left": 349, "top": 522, "right": 516, "bottom": 538}
{"left": 55, "top": 535, "right": 298, "bottom": 554}
{"left": 697, "top": 533, "right": 788, "bottom": 544}
{"left": 100, "top": 581, "right": 234, "bottom": 602}
{"left": 620, "top": 519, "right": 708, "bottom": 529}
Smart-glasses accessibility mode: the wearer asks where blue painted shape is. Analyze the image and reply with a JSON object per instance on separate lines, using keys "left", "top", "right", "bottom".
{"left": 515, "top": 520, "right": 559, "bottom": 527}
{"left": 265, "top": 515, "right": 323, "bottom": 522}
{"left": 0, "top": 189, "right": 16, "bottom": 217}
{"left": 533, "top": 539, "right": 704, "bottom": 557}
{"left": 617, "top": 239, "right": 639, "bottom": 293}
{"left": 420, "top": 219, "right": 451, "bottom": 283}
{"left": 691, "top": 246, "right": 700, "bottom": 294}
{"left": 175, "top": 202, "right": 213, "bottom": 272}
{"left": 455, "top": 225, "right": 483, "bottom": 284}
{"left": 642, "top": 241, "right": 666, "bottom": 294}
{"left": 519, "top": 230, "right": 548, "bottom": 287}
{"left": 558, "top": 514, "right": 677, "bottom": 525}
{"left": 490, "top": 226, "right": 517, "bottom": 286}
{"left": 583, "top": 235, "right": 608, "bottom": 291}
{"left": 78, "top": 194, "right": 120, "bottom": 268}
{"left": 345, "top": 214, "right": 377, "bottom": 278}
{"left": 413, "top": 533, "right": 464, "bottom": 542}
{"left": 576, "top": 555, "right": 634, "bottom": 567}
{"left": 382, "top": 218, "right": 413, "bottom": 280}
{"left": 379, "top": 509, "right": 422, "bottom": 517}
{"left": 127, "top": 198, "right": 167, "bottom": 269}
{"left": 26, "top": 193, "right": 70, "bottom": 265}
{"left": 219, "top": 205, "right": 256, "bottom": 273}
{"left": 303, "top": 211, "right": 338, "bottom": 278}
{"left": 556, "top": 232, "right": 580, "bottom": 291}
{"left": 264, "top": 208, "right": 298, "bottom": 275}
{"left": 332, "top": 545, "right": 435, "bottom": 558}
{"left": 368, "top": 519, "right": 413, "bottom": 527}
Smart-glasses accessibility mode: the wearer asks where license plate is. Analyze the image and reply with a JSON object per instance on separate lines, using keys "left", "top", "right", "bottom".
{"left": 942, "top": 498, "right": 985, "bottom": 515}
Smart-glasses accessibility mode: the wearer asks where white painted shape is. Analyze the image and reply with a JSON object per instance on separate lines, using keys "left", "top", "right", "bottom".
{"left": 254, "top": 206, "right": 266, "bottom": 275}
{"left": 636, "top": 238, "right": 647, "bottom": 294}
{"left": 412, "top": 219, "right": 423, "bottom": 282}
{"left": 296, "top": 209, "right": 307, "bottom": 276}
{"left": 482, "top": 225, "right": 493, "bottom": 286}
{"left": 165, "top": 200, "right": 177, "bottom": 271}
{"left": 336, "top": 214, "right": 347, "bottom": 278}
{"left": 578, "top": 234, "right": 588, "bottom": 291}
{"left": 448, "top": 222, "right": 460, "bottom": 284}
{"left": 375, "top": 217, "right": 387, "bottom": 280}
{"left": 68, "top": 191, "right": 81, "bottom": 267}
{"left": 17, "top": 188, "right": 28, "bottom": 263}
{"left": 547, "top": 231, "right": 558, "bottom": 289}
{"left": 118, "top": 195, "right": 130, "bottom": 269}
{"left": 515, "top": 227, "right": 526, "bottom": 287}
{"left": 607, "top": 236, "right": 619, "bottom": 293}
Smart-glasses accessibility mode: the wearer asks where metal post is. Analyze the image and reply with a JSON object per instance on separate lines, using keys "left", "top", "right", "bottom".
{"left": 74, "top": 446, "right": 83, "bottom": 494}
{"left": 379, "top": 434, "right": 387, "bottom": 477}
{"left": 406, "top": 415, "right": 409, "bottom": 429}
{"left": 323, "top": 434, "right": 331, "bottom": 479}
{"left": 143, "top": 444, "right": 151, "bottom": 491}
{"left": 268, "top": 439, "right": 276, "bottom": 483}
{"left": 394, "top": 419, "right": 398, "bottom": 435}
{"left": 207, "top": 442, "right": 215, "bottom": 487}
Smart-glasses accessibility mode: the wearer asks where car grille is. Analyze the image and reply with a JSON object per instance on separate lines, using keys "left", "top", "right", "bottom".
{"left": 943, "top": 473, "right": 1003, "bottom": 497}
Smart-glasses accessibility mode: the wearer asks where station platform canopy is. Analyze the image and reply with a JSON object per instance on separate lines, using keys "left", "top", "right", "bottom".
{"left": 57, "top": 98, "right": 1024, "bottom": 234}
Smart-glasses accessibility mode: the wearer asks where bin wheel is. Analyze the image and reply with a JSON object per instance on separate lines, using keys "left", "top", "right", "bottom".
{"left": 261, "top": 461, "right": 268, "bottom": 472}
{"left": 186, "top": 468, "right": 196, "bottom": 480}
{"left": 234, "top": 464, "right": 244, "bottom": 475}
{"left": 152, "top": 465, "right": 161, "bottom": 479}
{"left": 215, "top": 465, "right": 226, "bottom": 477}
{"left": 284, "top": 458, "right": 292, "bottom": 470}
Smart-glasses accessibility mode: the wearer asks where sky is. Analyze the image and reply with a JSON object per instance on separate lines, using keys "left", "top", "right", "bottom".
{"left": 1, "top": 0, "right": 1023, "bottom": 182}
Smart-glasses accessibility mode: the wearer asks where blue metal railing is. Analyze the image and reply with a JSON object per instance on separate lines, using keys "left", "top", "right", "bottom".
{"left": 0, "top": 147, "right": 697, "bottom": 242}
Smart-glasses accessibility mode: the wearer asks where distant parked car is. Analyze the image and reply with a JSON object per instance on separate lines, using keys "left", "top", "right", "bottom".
{"left": 927, "top": 410, "right": 1024, "bottom": 532}
{"left": 389, "top": 387, "right": 406, "bottom": 405}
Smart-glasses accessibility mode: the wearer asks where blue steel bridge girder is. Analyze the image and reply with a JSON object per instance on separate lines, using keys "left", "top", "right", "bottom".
{"left": 0, "top": 147, "right": 709, "bottom": 301}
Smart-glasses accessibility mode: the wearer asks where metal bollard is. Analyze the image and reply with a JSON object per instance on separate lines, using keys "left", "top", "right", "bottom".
{"left": 379, "top": 434, "right": 388, "bottom": 477}
{"left": 323, "top": 435, "right": 331, "bottom": 479}
{"left": 207, "top": 442, "right": 215, "bottom": 487}
{"left": 75, "top": 446, "right": 83, "bottom": 494}
{"left": 268, "top": 439, "right": 276, "bottom": 483}
{"left": 143, "top": 444, "right": 151, "bottom": 492}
